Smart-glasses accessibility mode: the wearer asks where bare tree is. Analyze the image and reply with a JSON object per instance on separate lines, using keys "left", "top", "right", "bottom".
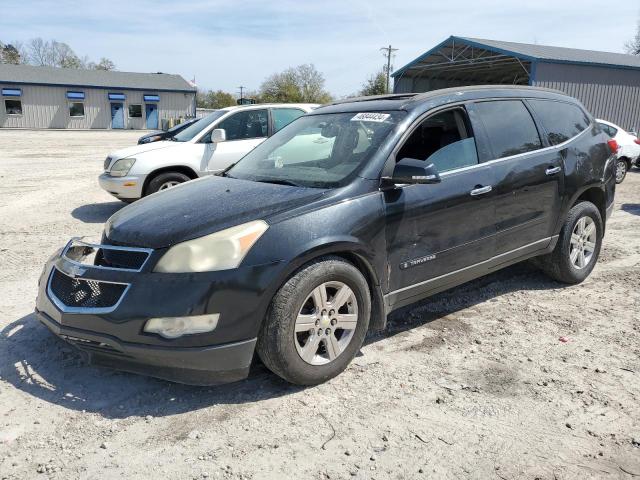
{"left": 52, "top": 41, "right": 84, "bottom": 68}
{"left": 625, "top": 18, "right": 640, "bottom": 55}
{"left": 27, "top": 37, "right": 52, "bottom": 65}
{"left": 25, "top": 38, "right": 87, "bottom": 68}
{"left": 92, "top": 57, "right": 116, "bottom": 71}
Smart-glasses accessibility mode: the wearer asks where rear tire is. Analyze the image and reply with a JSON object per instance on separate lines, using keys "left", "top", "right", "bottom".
{"left": 257, "top": 256, "right": 371, "bottom": 385}
{"left": 615, "top": 159, "right": 628, "bottom": 184}
{"left": 145, "top": 171, "right": 191, "bottom": 196}
{"left": 534, "top": 201, "right": 603, "bottom": 284}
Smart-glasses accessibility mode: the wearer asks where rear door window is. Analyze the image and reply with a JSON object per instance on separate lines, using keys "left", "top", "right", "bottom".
{"left": 473, "top": 100, "right": 542, "bottom": 160}
{"left": 272, "top": 108, "right": 305, "bottom": 133}
{"left": 528, "top": 100, "right": 591, "bottom": 145}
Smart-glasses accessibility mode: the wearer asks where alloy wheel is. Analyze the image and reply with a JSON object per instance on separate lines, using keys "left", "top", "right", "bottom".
{"left": 570, "top": 216, "right": 597, "bottom": 269}
{"left": 294, "top": 281, "right": 358, "bottom": 365}
{"left": 616, "top": 160, "right": 626, "bottom": 183}
{"left": 158, "top": 180, "right": 181, "bottom": 190}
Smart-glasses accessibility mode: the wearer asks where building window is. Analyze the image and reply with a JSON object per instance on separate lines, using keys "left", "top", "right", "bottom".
{"left": 69, "top": 102, "right": 85, "bottom": 117}
{"left": 129, "top": 104, "right": 142, "bottom": 118}
{"left": 4, "top": 99, "right": 22, "bottom": 115}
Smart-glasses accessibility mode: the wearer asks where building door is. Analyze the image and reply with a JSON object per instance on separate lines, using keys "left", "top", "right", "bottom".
{"left": 110, "top": 103, "right": 124, "bottom": 129}
{"left": 145, "top": 104, "right": 158, "bottom": 129}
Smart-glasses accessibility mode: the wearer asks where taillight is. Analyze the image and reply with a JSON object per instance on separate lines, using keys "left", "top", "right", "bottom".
{"left": 634, "top": 138, "right": 640, "bottom": 145}
{"left": 607, "top": 139, "right": 619, "bottom": 153}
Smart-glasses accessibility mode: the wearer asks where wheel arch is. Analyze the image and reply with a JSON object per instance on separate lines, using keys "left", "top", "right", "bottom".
{"left": 569, "top": 186, "right": 607, "bottom": 232}
{"left": 143, "top": 166, "right": 199, "bottom": 195}
{"left": 272, "top": 241, "right": 387, "bottom": 333}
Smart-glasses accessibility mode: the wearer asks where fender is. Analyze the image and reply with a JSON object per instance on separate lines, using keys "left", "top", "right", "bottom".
{"left": 267, "top": 239, "right": 387, "bottom": 333}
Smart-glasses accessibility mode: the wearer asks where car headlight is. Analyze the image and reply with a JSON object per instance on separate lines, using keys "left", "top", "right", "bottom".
{"left": 110, "top": 158, "right": 136, "bottom": 177}
{"left": 153, "top": 220, "right": 269, "bottom": 273}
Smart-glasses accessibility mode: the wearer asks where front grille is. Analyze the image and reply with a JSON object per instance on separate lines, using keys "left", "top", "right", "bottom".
{"left": 63, "top": 238, "right": 152, "bottom": 272}
{"left": 104, "top": 156, "right": 113, "bottom": 171}
{"left": 49, "top": 268, "right": 128, "bottom": 310}
{"left": 96, "top": 248, "right": 149, "bottom": 270}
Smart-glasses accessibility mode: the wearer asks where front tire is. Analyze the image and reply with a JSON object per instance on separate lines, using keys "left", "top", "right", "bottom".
{"left": 535, "top": 201, "right": 603, "bottom": 284}
{"left": 257, "top": 257, "right": 371, "bottom": 385}
{"left": 145, "top": 171, "right": 191, "bottom": 196}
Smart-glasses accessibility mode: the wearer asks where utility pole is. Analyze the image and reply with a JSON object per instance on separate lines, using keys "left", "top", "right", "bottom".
{"left": 380, "top": 45, "right": 398, "bottom": 93}
{"left": 237, "top": 86, "right": 245, "bottom": 103}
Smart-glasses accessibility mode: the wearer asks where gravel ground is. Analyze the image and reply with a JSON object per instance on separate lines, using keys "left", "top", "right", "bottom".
{"left": 0, "top": 129, "right": 639, "bottom": 480}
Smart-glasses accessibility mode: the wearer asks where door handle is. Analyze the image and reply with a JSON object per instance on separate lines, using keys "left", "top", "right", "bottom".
{"left": 470, "top": 185, "right": 492, "bottom": 196}
{"left": 545, "top": 166, "right": 562, "bottom": 175}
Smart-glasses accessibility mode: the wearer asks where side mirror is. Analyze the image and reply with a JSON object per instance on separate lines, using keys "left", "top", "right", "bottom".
{"left": 210, "top": 128, "right": 226, "bottom": 143}
{"left": 381, "top": 158, "right": 441, "bottom": 188}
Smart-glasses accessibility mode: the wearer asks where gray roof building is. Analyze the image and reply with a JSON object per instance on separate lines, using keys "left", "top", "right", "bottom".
{"left": 0, "top": 63, "right": 195, "bottom": 92}
{"left": 393, "top": 36, "right": 640, "bottom": 131}
{"left": 1, "top": 64, "right": 196, "bottom": 129}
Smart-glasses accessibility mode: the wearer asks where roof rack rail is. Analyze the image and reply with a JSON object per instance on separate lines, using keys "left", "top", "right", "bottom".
{"left": 328, "top": 93, "right": 418, "bottom": 106}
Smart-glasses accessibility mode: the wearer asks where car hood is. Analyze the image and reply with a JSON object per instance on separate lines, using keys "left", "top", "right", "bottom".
{"left": 109, "top": 140, "right": 180, "bottom": 160}
{"left": 105, "top": 176, "right": 327, "bottom": 248}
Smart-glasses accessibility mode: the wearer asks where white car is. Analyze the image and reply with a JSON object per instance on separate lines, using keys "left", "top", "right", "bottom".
{"left": 99, "top": 103, "right": 318, "bottom": 201}
{"left": 596, "top": 119, "right": 640, "bottom": 184}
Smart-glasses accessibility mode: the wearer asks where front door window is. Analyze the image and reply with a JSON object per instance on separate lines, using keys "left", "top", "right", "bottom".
{"left": 396, "top": 109, "right": 479, "bottom": 172}
{"left": 217, "top": 109, "right": 268, "bottom": 140}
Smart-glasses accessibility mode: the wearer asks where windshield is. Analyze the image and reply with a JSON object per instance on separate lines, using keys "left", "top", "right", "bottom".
{"left": 167, "top": 117, "right": 197, "bottom": 133}
{"left": 227, "top": 111, "right": 405, "bottom": 188}
{"left": 173, "top": 110, "right": 227, "bottom": 142}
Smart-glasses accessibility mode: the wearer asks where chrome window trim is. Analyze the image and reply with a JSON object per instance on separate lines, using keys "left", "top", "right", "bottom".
{"left": 61, "top": 237, "right": 153, "bottom": 273}
{"left": 46, "top": 267, "right": 131, "bottom": 314}
{"left": 439, "top": 126, "right": 591, "bottom": 178}
{"left": 382, "top": 97, "right": 593, "bottom": 184}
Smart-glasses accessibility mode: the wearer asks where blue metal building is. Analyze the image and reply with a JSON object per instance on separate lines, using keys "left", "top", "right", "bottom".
{"left": 393, "top": 36, "right": 640, "bottom": 131}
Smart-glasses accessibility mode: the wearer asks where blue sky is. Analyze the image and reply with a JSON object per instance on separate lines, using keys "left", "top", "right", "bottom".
{"left": 2, "top": 0, "right": 638, "bottom": 96}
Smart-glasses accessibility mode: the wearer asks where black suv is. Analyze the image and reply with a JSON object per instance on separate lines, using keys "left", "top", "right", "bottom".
{"left": 36, "top": 86, "right": 616, "bottom": 386}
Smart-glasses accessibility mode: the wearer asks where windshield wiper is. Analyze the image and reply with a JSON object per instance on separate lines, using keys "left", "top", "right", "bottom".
{"left": 254, "top": 178, "right": 302, "bottom": 187}
{"left": 220, "top": 162, "right": 238, "bottom": 177}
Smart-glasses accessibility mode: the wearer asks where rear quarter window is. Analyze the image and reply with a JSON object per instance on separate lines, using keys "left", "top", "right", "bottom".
{"left": 473, "top": 100, "right": 542, "bottom": 160}
{"left": 528, "top": 100, "right": 591, "bottom": 145}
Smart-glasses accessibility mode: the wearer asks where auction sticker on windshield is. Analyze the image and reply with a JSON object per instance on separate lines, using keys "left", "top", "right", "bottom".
{"left": 351, "top": 112, "right": 390, "bottom": 122}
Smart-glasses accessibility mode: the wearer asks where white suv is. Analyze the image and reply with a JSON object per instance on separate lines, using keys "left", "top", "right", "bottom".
{"left": 597, "top": 118, "right": 640, "bottom": 183}
{"left": 99, "top": 103, "right": 318, "bottom": 201}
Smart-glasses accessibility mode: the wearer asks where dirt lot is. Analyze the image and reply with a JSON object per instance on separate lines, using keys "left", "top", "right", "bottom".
{"left": 0, "top": 129, "right": 638, "bottom": 480}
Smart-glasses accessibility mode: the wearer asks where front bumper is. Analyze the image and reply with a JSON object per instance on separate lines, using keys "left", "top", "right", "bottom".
{"left": 36, "top": 309, "right": 256, "bottom": 385}
{"left": 35, "top": 240, "right": 285, "bottom": 385}
{"left": 99, "top": 173, "right": 146, "bottom": 201}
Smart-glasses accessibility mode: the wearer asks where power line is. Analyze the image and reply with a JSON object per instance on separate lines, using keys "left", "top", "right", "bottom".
{"left": 380, "top": 45, "right": 398, "bottom": 93}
